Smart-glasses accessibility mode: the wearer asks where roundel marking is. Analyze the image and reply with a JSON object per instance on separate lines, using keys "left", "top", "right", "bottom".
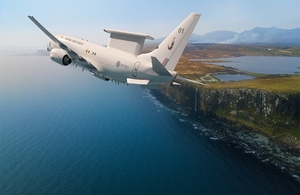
{"left": 116, "top": 61, "right": 121, "bottom": 67}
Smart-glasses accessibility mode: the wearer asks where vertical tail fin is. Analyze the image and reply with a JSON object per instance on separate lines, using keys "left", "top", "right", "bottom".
{"left": 139, "top": 13, "right": 201, "bottom": 71}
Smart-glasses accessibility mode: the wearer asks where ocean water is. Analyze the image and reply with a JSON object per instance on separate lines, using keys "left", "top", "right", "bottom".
{"left": 0, "top": 54, "right": 299, "bottom": 194}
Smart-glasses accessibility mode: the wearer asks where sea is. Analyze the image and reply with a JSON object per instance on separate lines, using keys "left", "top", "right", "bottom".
{"left": 0, "top": 54, "right": 299, "bottom": 194}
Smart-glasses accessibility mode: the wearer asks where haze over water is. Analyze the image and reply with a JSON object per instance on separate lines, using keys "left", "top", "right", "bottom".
{"left": 0, "top": 55, "right": 299, "bottom": 194}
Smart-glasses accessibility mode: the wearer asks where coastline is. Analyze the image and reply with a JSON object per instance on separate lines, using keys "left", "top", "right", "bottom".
{"left": 150, "top": 89, "right": 300, "bottom": 184}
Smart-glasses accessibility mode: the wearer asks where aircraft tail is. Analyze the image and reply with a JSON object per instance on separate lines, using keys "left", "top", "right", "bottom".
{"left": 139, "top": 13, "right": 200, "bottom": 71}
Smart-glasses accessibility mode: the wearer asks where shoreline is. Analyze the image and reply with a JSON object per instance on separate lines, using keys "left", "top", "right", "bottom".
{"left": 150, "top": 89, "right": 300, "bottom": 184}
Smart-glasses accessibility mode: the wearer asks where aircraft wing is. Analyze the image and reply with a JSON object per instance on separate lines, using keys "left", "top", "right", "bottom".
{"left": 28, "top": 16, "right": 96, "bottom": 70}
{"left": 28, "top": 16, "right": 68, "bottom": 50}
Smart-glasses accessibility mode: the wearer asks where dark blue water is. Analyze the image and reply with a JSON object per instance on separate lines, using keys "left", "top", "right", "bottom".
{"left": 0, "top": 55, "right": 299, "bottom": 194}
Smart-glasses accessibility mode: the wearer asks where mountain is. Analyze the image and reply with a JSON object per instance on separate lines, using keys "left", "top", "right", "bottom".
{"left": 226, "top": 27, "right": 300, "bottom": 44}
{"left": 7, "top": 50, "right": 48, "bottom": 56}
{"left": 190, "top": 30, "right": 238, "bottom": 43}
{"left": 154, "top": 27, "right": 300, "bottom": 45}
{"left": 33, "top": 50, "right": 49, "bottom": 56}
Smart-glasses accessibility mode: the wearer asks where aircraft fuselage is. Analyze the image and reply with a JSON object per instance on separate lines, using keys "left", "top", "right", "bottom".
{"left": 51, "top": 36, "right": 174, "bottom": 85}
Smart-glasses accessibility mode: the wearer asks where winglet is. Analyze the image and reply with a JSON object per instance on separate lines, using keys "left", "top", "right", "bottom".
{"left": 151, "top": 56, "right": 172, "bottom": 77}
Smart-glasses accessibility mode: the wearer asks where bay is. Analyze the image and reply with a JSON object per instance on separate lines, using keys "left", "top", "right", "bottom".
{"left": 193, "top": 56, "right": 300, "bottom": 74}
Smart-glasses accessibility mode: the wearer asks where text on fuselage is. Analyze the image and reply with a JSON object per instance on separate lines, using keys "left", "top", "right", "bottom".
{"left": 64, "top": 37, "right": 84, "bottom": 46}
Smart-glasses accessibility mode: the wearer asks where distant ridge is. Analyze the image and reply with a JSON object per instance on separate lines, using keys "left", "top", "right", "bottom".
{"left": 7, "top": 50, "right": 48, "bottom": 56}
{"left": 153, "top": 27, "right": 300, "bottom": 45}
{"left": 190, "top": 31, "right": 238, "bottom": 43}
{"left": 226, "top": 27, "right": 300, "bottom": 44}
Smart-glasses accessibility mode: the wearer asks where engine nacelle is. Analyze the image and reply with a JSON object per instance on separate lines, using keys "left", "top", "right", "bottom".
{"left": 50, "top": 48, "right": 72, "bottom": 66}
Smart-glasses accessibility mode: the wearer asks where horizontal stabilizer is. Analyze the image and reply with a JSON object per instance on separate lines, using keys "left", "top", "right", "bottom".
{"left": 151, "top": 56, "right": 172, "bottom": 77}
{"left": 127, "top": 78, "right": 150, "bottom": 85}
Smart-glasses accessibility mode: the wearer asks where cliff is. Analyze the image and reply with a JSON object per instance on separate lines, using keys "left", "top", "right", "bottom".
{"left": 156, "top": 81, "right": 300, "bottom": 152}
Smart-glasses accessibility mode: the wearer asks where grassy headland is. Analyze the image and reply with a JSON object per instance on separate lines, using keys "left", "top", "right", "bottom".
{"left": 153, "top": 43, "right": 300, "bottom": 150}
{"left": 182, "top": 43, "right": 300, "bottom": 59}
{"left": 174, "top": 44, "right": 300, "bottom": 93}
{"left": 208, "top": 76, "right": 300, "bottom": 93}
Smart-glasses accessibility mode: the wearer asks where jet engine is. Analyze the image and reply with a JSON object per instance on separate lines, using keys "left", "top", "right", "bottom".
{"left": 50, "top": 48, "right": 72, "bottom": 66}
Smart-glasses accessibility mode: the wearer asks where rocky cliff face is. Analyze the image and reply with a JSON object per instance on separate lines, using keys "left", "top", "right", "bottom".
{"left": 158, "top": 82, "right": 300, "bottom": 151}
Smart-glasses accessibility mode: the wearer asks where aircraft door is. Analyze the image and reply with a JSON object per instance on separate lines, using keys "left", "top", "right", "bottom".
{"left": 132, "top": 62, "right": 140, "bottom": 77}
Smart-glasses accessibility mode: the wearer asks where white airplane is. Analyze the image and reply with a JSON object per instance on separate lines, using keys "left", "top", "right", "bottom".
{"left": 28, "top": 13, "right": 201, "bottom": 89}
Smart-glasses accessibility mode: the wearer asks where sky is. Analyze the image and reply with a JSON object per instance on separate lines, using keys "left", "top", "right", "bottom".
{"left": 0, "top": 0, "right": 299, "bottom": 49}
